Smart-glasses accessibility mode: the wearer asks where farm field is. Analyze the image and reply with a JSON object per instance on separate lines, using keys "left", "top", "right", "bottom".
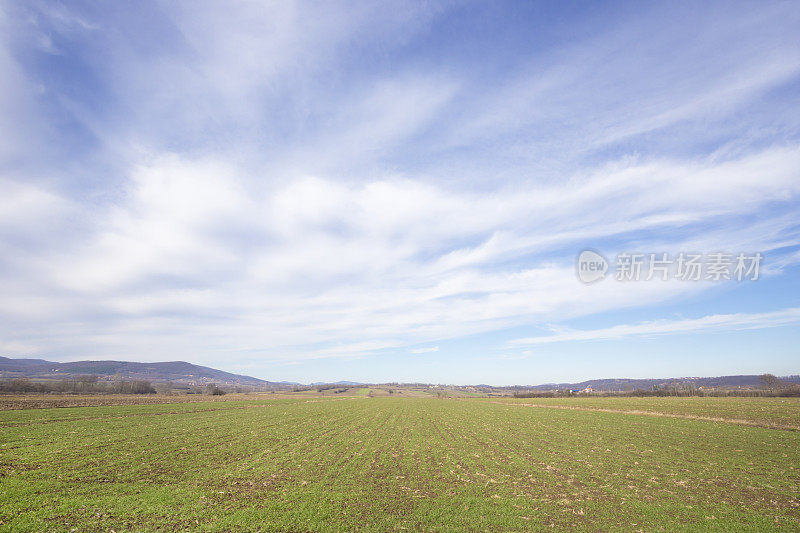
{"left": 497, "top": 396, "right": 800, "bottom": 429}
{"left": 1, "top": 397, "right": 799, "bottom": 531}
{"left": 0, "top": 386, "right": 454, "bottom": 411}
{"left": 0, "top": 393, "right": 283, "bottom": 411}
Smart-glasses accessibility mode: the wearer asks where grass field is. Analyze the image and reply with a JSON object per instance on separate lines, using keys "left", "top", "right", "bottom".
{"left": 497, "top": 396, "right": 800, "bottom": 429}
{"left": 2, "top": 396, "right": 799, "bottom": 531}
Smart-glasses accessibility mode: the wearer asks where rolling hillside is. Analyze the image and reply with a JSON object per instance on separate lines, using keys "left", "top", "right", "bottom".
{"left": 0, "top": 356, "right": 289, "bottom": 389}
{"left": 525, "top": 374, "right": 800, "bottom": 392}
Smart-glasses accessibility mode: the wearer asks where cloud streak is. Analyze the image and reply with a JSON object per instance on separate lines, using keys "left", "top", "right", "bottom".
{"left": 510, "top": 308, "right": 800, "bottom": 345}
{"left": 0, "top": 1, "right": 798, "bottom": 380}
{"left": 411, "top": 347, "right": 439, "bottom": 354}
{"left": 2, "top": 145, "right": 796, "bottom": 366}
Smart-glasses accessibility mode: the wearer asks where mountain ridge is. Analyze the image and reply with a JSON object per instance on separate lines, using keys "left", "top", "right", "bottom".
{"left": 2, "top": 357, "right": 797, "bottom": 391}
{"left": 0, "top": 356, "right": 287, "bottom": 389}
{"left": 519, "top": 374, "right": 800, "bottom": 391}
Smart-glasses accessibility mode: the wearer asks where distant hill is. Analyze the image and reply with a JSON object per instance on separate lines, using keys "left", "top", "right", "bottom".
{"left": 4, "top": 357, "right": 797, "bottom": 392}
{"left": 0, "top": 356, "right": 290, "bottom": 389}
{"left": 311, "top": 381, "right": 365, "bottom": 386}
{"left": 523, "top": 375, "right": 800, "bottom": 392}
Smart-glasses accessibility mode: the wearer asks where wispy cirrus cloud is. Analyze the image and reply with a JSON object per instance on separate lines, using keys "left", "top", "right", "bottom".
{"left": 3, "top": 145, "right": 797, "bottom": 366}
{"left": 411, "top": 346, "right": 439, "bottom": 354}
{"left": 0, "top": 1, "right": 798, "bottom": 381}
{"left": 510, "top": 308, "right": 800, "bottom": 346}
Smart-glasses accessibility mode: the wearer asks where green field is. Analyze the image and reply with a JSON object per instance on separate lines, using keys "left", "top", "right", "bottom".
{"left": 2, "top": 396, "right": 799, "bottom": 531}
{"left": 498, "top": 396, "right": 800, "bottom": 429}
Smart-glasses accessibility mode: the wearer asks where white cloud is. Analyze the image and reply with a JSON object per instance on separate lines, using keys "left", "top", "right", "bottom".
{"left": 510, "top": 308, "right": 800, "bottom": 345}
{"left": 411, "top": 346, "right": 439, "bottom": 354}
{"left": 0, "top": 1, "right": 798, "bottom": 379}
{"left": 1, "top": 142, "right": 797, "bottom": 366}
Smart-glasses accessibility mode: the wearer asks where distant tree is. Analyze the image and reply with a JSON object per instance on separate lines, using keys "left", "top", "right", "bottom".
{"left": 77, "top": 374, "right": 99, "bottom": 392}
{"left": 110, "top": 379, "right": 155, "bottom": 394}
{"left": 1, "top": 378, "right": 34, "bottom": 392}
{"left": 155, "top": 382, "right": 173, "bottom": 395}
{"left": 131, "top": 380, "right": 156, "bottom": 394}
{"left": 111, "top": 379, "right": 128, "bottom": 394}
{"left": 206, "top": 384, "right": 226, "bottom": 396}
{"left": 759, "top": 374, "right": 786, "bottom": 390}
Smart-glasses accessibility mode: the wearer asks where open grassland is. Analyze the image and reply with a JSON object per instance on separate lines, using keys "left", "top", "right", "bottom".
{"left": 1, "top": 397, "right": 799, "bottom": 531}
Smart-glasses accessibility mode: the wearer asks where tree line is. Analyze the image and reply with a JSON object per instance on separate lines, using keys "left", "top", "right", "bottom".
{"left": 0, "top": 376, "right": 239, "bottom": 395}
{"left": 0, "top": 375, "right": 157, "bottom": 394}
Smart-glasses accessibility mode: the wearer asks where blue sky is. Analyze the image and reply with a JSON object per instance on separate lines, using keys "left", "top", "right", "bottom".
{"left": 1, "top": 0, "right": 799, "bottom": 385}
